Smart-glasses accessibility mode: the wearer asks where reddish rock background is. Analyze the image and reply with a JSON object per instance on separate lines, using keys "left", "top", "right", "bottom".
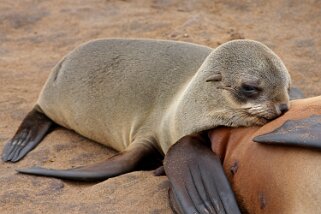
{"left": 0, "top": 0, "right": 320, "bottom": 213}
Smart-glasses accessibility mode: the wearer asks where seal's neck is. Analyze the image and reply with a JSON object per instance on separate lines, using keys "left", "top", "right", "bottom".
{"left": 159, "top": 62, "right": 232, "bottom": 147}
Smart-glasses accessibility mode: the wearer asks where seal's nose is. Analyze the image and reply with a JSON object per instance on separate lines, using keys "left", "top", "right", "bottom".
{"left": 278, "top": 103, "right": 289, "bottom": 114}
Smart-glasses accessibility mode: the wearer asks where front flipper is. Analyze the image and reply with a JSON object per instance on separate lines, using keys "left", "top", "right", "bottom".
{"left": 253, "top": 115, "right": 321, "bottom": 150}
{"left": 2, "top": 105, "right": 54, "bottom": 162}
{"left": 17, "top": 143, "right": 162, "bottom": 182}
{"left": 164, "top": 134, "right": 240, "bottom": 214}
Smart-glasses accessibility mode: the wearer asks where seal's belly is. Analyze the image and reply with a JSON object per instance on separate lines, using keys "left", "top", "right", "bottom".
{"left": 38, "top": 74, "right": 158, "bottom": 152}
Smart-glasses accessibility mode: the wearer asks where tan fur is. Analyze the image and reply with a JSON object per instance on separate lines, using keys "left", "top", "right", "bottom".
{"left": 210, "top": 96, "right": 321, "bottom": 214}
{"left": 37, "top": 38, "right": 290, "bottom": 154}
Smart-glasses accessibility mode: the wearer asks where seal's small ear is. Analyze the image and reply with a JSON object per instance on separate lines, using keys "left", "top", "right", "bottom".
{"left": 253, "top": 115, "right": 321, "bottom": 150}
{"left": 206, "top": 73, "right": 222, "bottom": 82}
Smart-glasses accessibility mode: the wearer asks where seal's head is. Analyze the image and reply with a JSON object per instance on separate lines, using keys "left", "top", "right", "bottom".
{"left": 205, "top": 39, "right": 291, "bottom": 126}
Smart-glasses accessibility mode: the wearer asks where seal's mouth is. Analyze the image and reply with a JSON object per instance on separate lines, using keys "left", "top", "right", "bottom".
{"left": 245, "top": 104, "right": 282, "bottom": 122}
{"left": 260, "top": 113, "right": 279, "bottom": 121}
{"left": 252, "top": 116, "right": 270, "bottom": 126}
{"left": 218, "top": 104, "right": 286, "bottom": 127}
{"left": 244, "top": 106, "right": 282, "bottom": 126}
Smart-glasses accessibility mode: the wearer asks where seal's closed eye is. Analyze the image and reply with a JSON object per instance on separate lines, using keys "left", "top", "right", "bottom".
{"left": 241, "top": 82, "right": 261, "bottom": 98}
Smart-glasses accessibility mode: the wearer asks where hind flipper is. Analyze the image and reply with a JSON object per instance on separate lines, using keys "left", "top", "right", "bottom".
{"left": 164, "top": 134, "right": 241, "bottom": 214}
{"left": 17, "top": 143, "right": 163, "bottom": 182}
{"left": 2, "top": 105, "right": 54, "bottom": 162}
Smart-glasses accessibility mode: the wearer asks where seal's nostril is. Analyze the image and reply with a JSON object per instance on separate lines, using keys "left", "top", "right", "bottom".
{"left": 279, "top": 104, "right": 289, "bottom": 114}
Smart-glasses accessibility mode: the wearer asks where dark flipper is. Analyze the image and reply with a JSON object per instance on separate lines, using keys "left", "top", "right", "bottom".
{"left": 253, "top": 115, "right": 321, "bottom": 150}
{"left": 2, "top": 105, "right": 54, "bottom": 162}
{"left": 17, "top": 143, "right": 163, "bottom": 181}
{"left": 164, "top": 133, "right": 241, "bottom": 214}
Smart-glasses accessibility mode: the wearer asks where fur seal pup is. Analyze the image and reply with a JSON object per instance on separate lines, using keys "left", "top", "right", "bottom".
{"left": 2, "top": 39, "right": 290, "bottom": 181}
{"left": 166, "top": 95, "right": 321, "bottom": 214}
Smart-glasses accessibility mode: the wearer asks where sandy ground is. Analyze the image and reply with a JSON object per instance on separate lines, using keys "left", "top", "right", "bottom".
{"left": 0, "top": 0, "right": 320, "bottom": 213}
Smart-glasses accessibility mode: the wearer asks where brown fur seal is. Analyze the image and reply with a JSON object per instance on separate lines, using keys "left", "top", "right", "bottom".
{"left": 165, "top": 95, "right": 321, "bottom": 214}
{"left": 2, "top": 38, "right": 290, "bottom": 164}
{"left": 2, "top": 38, "right": 292, "bottom": 213}
{"left": 1, "top": 38, "right": 292, "bottom": 192}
